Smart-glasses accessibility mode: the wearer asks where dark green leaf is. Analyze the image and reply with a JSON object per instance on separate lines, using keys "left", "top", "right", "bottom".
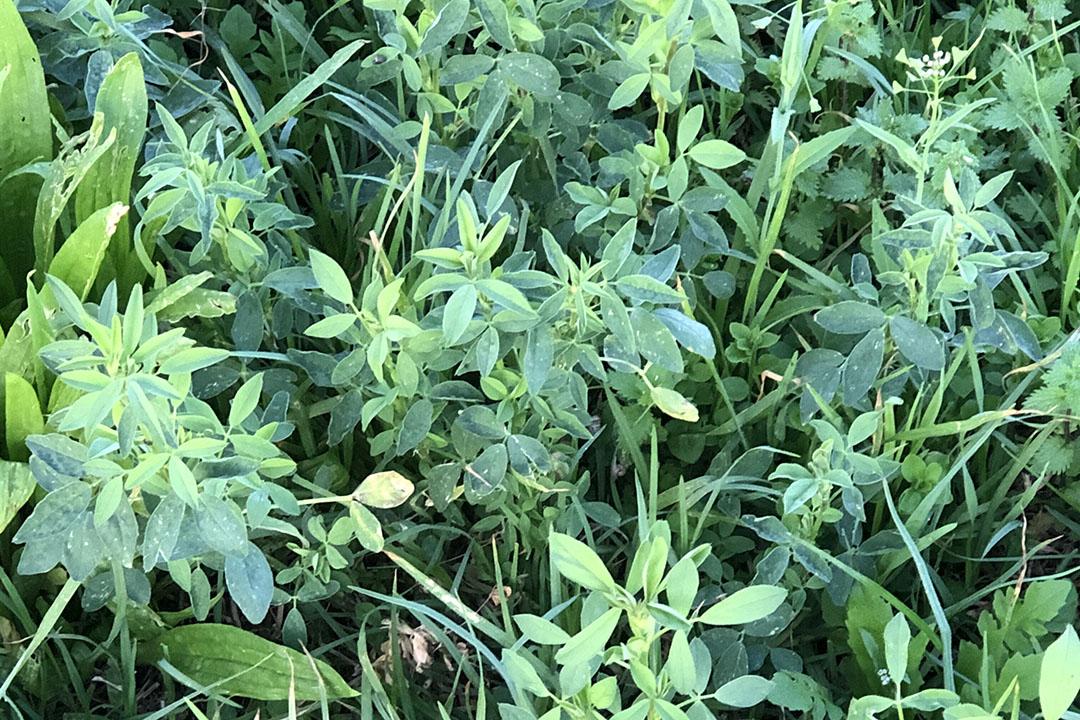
{"left": 815, "top": 302, "right": 885, "bottom": 335}
{"left": 842, "top": 328, "right": 884, "bottom": 405}
{"left": 890, "top": 315, "right": 944, "bottom": 371}
{"left": 500, "top": 53, "right": 560, "bottom": 96}
{"left": 153, "top": 623, "right": 358, "bottom": 700}
{"left": 13, "top": 481, "right": 91, "bottom": 544}
{"left": 418, "top": 0, "right": 470, "bottom": 55}
{"left": 225, "top": 542, "right": 273, "bottom": 624}
{"left": 524, "top": 329, "right": 554, "bottom": 395}
{"left": 397, "top": 400, "right": 434, "bottom": 455}
{"left": 465, "top": 443, "right": 507, "bottom": 497}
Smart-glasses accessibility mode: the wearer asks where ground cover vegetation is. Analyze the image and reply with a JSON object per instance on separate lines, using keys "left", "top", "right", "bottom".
{"left": 0, "top": 0, "right": 1078, "bottom": 717}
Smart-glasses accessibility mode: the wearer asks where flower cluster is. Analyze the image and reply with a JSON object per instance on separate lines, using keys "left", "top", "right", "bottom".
{"left": 910, "top": 49, "right": 950, "bottom": 79}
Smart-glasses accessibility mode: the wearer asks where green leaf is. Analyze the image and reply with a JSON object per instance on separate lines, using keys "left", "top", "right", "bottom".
{"left": 5, "top": 373, "right": 43, "bottom": 461}
{"left": 194, "top": 495, "right": 247, "bottom": 556}
{"left": 152, "top": 623, "right": 358, "bottom": 700}
{"left": 549, "top": 532, "right": 616, "bottom": 592}
{"left": 665, "top": 555, "right": 700, "bottom": 616}
{"left": 476, "top": 0, "right": 514, "bottom": 48}
{"left": 442, "top": 284, "right": 477, "bottom": 345}
{"left": 677, "top": 105, "right": 704, "bottom": 153}
{"left": 554, "top": 607, "right": 621, "bottom": 665}
{"left": 842, "top": 328, "right": 884, "bottom": 406}
{"left": 688, "top": 139, "right": 746, "bottom": 169}
{"left": 514, "top": 614, "right": 571, "bottom": 645}
{"left": 609, "top": 73, "right": 651, "bottom": 110}
{"left": 49, "top": 203, "right": 129, "bottom": 300}
{"left": 524, "top": 329, "right": 554, "bottom": 395}
{"left": 631, "top": 308, "right": 683, "bottom": 373}
{"left": 93, "top": 475, "right": 124, "bottom": 528}
{"left": 486, "top": 160, "right": 522, "bottom": 218}
{"left": 701, "top": 0, "right": 740, "bottom": 50}
{"left": 229, "top": 372, "right": 263, "bottom": 427}
{"left": 310, "top": 248, "right": 353, "bottom": 305}
{"left": 503, "top": 648, "right": 548, "bottom": 696}
{"left": 1040, "top": 625, "right": 1080, "bottom": 720}
{"left": 790, "top": 127, "right": 856, "bottom": 178}
{"left": 168, "top": 455, "right": 200, "bottom": 507}
{"left": 397, "top": 399, "right": 434, "bottom": 455}
{"left": 883, "top": 613, "right": 910, "bottom": 688}
{"left": 616, "top": 275, "right": 685, "bottom": 304}
{"left": 159, "top": 347, "right": 229, "bottom": 374}
{"left": 715, "top": 675, "right": 774, "bottom": 707}
{"left": 253, "top": 41, "right": 365, "bottom": 136}
{"left": 0, "top": 460, "right": 35, "bottom": 535}
{"left": 890, "top": 316, "right": 944, "bottom": 371}
{"left": 500, "top": 53, "right": 561, "bottom": 96}
{"left": 665, "top": 630, "right": 696, "bottom": 694}
{"left": 465, "top": 443, "right": 508, "bottom": 497}
{"left": 74, "top": 52, "right": 147, "bottom": 292}
{"left": 973, "top": 170, "right": 1014, "bottom": 209}
{"left": 477, "top": 278, "right": 536, "bottom": 315}
{"left": 350, "top": 501, "right": 384, "bottom": 551}
{"left": 13, "top": 481, "right": 91, "bottom": 544}
{"left": 854, "top": 119, "right": 923, "bottom": 174}
{"left": 224, "top": 542, "right": 273, "bottom": 624}
{"left": 815, "top": 301, "right": 885, "bottom": 335}
{"left": 0, "top": 0, "right": 52, "bottom": 289}
{"left": 304, "top": 313, "right": 356, "bottom": 338}
{"left": 847, "top": 411, "right": 880, "bottom": 447}
{"left": 698, "top": 585, "right": 787, "bottom": 625}
{"left": 418, "top": 0, "right": 470, "bottom": 55}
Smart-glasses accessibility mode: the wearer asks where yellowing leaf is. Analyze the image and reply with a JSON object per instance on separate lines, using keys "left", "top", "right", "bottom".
{"left": 650, "top": 387, "right": 699, "bottom": 422}
{"left": 352, "top": 470, "right": 414, "bottom": 509}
